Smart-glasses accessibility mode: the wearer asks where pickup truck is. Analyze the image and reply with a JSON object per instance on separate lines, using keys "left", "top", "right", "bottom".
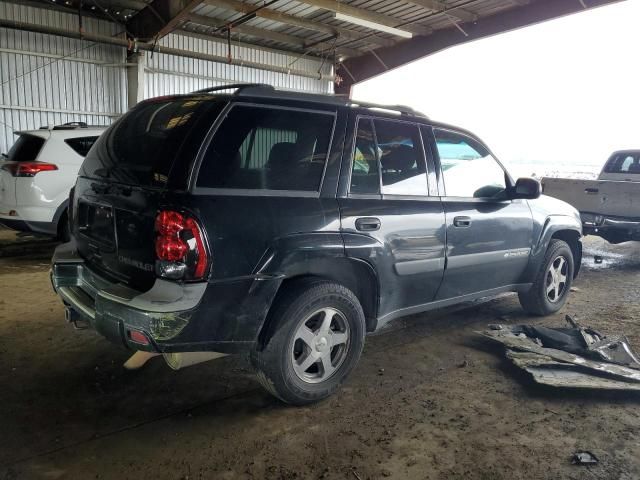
{"left": 541, "top": 150, "right": 640, "bottom": 243}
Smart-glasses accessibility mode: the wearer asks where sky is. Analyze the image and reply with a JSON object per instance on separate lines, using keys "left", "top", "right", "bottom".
{"left": 353, "top": 0, "right": 640, "bottom": 177}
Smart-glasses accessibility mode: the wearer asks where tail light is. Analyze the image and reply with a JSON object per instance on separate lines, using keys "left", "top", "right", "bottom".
{"left": 154, "top": 210, "right": 209, "bottom": 281}
{"left": 1, "top": 161, "right": 58, "bottom": 177}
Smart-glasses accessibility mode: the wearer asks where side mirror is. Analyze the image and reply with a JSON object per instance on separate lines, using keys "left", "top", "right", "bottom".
{"left": 512, "top": 177, "right": 541, "bottom": 200}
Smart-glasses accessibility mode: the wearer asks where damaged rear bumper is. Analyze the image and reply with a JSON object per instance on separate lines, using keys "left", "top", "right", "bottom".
{"left": 51, "top": 242, "right": 283, "bottom": 353}
{"left": 51, "top": 242, "right": 207, "bottom": 352}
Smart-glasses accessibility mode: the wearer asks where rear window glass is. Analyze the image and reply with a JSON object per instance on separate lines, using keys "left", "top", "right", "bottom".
{"left": 604, "top": 152, "right": 640, "bottom": 174}
{"left": 80, "top": 98, "right": 218, "bottom": 186}
{"left": 196, "top": 105, "right": 335, "bottom": 192}
{"left": 7, "top": 134, "right": 45, "bottom": 162}
{"left": 65, "top": 136, "right": 99, "bottom": 157}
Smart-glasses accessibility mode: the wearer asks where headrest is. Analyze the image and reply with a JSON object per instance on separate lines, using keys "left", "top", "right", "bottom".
{"left": 268, "top": 142, "right": 297, "bottom": 170}
{"left": 381, "top": 144, "right": 415, "bottom": 172}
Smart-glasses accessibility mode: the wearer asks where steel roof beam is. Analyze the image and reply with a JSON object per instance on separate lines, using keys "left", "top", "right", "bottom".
{"left": 295, "top": 0, "right": 431, "bottom": 36}
{"left": 185, "top": 13, "right": 362, "bottom": 56}
{"left": 404, "top": 0, "right": 477, "bottom": 22}
{"left": 335, "top": 0, "right": 623, "bottom": 94}
{"left": 127, "top": 0, "right": 203, "bottom": 40}
{"left": 201, "top": 0, "right": 395, "bottom": 47}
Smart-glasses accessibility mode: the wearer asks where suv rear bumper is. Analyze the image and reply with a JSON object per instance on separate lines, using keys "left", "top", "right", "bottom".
{"left": 51, "top": 242, "right": 282, "bottom": 353}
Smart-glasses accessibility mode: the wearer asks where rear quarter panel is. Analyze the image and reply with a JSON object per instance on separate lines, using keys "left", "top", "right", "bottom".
{"left": 16, "top": 136, "right": 85, "bottom": 223}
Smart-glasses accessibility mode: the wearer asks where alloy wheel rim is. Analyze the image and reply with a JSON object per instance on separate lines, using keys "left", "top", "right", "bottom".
{"left": 290, "top": 307, "right": 350, "bottom": 384}
{"left": 546, "top": 255, "right": 568, "bottom": 303}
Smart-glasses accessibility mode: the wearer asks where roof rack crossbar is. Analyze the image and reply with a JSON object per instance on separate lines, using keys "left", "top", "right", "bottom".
{"left": 192, "top": 83, "right": 275, "bottom": 94}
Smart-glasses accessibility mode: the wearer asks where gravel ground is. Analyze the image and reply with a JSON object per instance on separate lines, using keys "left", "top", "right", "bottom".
{"left": 0, "top": 229, "right": 639, "bottom": 480}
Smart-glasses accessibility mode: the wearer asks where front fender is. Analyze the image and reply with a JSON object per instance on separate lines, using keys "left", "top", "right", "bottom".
{"left": 521, "top": 214, "right": 582, "bottom": 283}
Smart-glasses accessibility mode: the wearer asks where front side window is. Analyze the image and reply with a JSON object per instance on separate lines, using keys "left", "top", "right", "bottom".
{"left": 197, "top": 105, "right": 335, "bottom": 192}
{"left": 434, "top": 129, "right": 506, "bottom": 198}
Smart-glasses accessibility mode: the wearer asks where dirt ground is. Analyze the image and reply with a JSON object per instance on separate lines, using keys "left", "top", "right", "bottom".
{"left": 1, "top": 228, "right": 639, "bottom": 480}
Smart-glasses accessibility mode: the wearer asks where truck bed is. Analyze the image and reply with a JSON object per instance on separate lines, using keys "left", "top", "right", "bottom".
{"left": 541, "top": 177, "right": 640, "bottom": 219}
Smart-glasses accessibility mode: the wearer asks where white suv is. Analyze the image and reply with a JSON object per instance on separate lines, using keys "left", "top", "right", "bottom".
{"left": 0, "top": 123, "right": 105, "bottom": 240}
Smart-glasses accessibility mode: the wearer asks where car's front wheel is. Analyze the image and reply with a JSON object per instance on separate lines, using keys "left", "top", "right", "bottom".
{"left": 251, "top": 280, "right": 365, "bottom": 405}
{"left": 519, "top": 239, "right": 574, "bottom": 316}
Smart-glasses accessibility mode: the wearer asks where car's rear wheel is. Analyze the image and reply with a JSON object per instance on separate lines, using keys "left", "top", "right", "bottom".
{"left": 251, "top": 280, "right": 365, "bottom": 405}
{"left": 519, "top": 239, "right": 574, "bottom": 316}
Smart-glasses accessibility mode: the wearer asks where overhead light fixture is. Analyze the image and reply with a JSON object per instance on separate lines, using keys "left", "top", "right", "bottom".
{"left": 334, "top": 12, "right": 413, "bottom": 39}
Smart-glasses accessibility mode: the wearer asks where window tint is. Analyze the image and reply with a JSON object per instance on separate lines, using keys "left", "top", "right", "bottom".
{"left": 65, "top": 136, "right": 99, "bottom": 157}
{"left": 604, "top": 152, "right": 640, "bottom": 174}
{"left": 7, "top": 134, "right": 45, "bottom": 162}
{"left": 374, "top": 120, "right": 427, "bottom": 196}
{"left": 434, "top": 129, "right": 506, "bottom": 198}
{"left": 349, "top": 119, "right": 380, "bottom": 194}
{"left": 197, "top": 105, "right": 334, "bottom": 191}
{"left": 81, "top": 98, "right": 221, "bottom": 186}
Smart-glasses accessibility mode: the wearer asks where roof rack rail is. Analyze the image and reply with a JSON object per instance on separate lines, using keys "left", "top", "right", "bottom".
{"left": 192, "top": 83, "right": 275, "bottom": 94}
{"left": 348, "top": 100, "right": 428, "bottom": 118}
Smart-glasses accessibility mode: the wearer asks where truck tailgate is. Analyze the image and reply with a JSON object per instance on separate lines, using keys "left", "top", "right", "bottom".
{"left": 542, "top": 177, "right": 640, "bottom": 218}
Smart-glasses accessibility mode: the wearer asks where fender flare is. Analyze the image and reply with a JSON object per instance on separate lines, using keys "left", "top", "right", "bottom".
{"left": 522, "top": 215, "right": 582, "bottom": 283}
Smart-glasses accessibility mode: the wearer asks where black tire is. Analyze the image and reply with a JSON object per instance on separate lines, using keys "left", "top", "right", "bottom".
{"left": 519, "top": 239, "right": 574, "bottom": 316}
{"left": 57, "top": 210, "right": 70, "bottom": 242}
{"left": 251, "top": 280, "right": 365, "bottom": 406}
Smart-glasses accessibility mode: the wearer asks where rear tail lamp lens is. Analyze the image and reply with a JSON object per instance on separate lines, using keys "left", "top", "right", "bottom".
{"left": 154, "top": 210, "right": 209, "bottom": 281}
{"left": 2, "top": 162, "right": 58, "bottom": 177}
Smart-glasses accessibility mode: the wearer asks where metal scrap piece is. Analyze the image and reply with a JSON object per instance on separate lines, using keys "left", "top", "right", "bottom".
{"left": 572, "top": 451, "right": 599, "bottom": 465}
{"left": 479, "top": 322, "right": 640, "bottom": 390}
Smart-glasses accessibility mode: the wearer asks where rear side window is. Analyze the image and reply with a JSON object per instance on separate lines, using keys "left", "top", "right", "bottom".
{"left": 197, "top": 105, "right": 335, "bottom": 192}
{"left": 7, "top": 134, "right": 45, "bottom": 162}
{"left": 349, "top": 118, "right": 428, "bottom": 196}
{"left": 350, "top": 119, "right": 380, "bottom": 194}
{"left": 604, "top": 152, "right": 640, "bottom": 173}
{"left": 81, "top": 98, "right": 219, "bottom": 187}
{"left": 375, "top": 120, "right": 427, "bottom": 196}
{"left": 65, "top": 136, "right": 99, "bottom": 157}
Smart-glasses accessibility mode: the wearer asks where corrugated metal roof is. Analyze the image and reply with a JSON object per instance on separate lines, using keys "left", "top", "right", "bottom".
{"left": 22, "top": 0, "right": 529, "bottom": 60}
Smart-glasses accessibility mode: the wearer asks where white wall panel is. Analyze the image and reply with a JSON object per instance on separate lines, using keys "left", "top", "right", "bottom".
{"left": 144, "top": 32, "right": 332, "bottom": 98}
{"left": 0, "top": 2, "right": 127, "bottom": 154}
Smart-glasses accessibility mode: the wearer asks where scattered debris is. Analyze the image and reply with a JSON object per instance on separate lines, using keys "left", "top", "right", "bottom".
{"left": 570, "top": 286, "right": 581, "bottom": 292}
{"left": 479, "top": 316, "right": 640, "bottom": 390}
{"left": 571, "top": 451, "right": 599, "bottom": 465}
{"left": 594, "top": 255, "right": 603, "bottom": 264}
{"left": 378, "top": 368, "right": 385, "bottom": 375}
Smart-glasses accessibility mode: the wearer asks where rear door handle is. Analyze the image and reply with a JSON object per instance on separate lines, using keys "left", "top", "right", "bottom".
{"left": 585, "top": 187, "right": 599, "bottom": 194}
{"left": 453, "top": 216, "right": 471, "bottom": 228}
{"left": 355, "top": 217, "right": 381, "bottom": 232}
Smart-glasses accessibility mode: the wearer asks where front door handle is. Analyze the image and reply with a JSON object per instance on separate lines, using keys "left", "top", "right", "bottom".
{"left": 355, "top": 217, "right": 381, "bottom": 232}
{"left": 585, "top": 187, "right": 599, "bottom": 194}
{"left": 453, "top": 216, "right": 471, "bottom": 228}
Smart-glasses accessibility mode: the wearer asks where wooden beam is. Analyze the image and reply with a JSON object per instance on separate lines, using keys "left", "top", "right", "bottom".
{"left": 185, "top": 13, "right": 362, "bottom": 57}
{"left": 293, "top": 0, "right": 431, "bottom": 36}
{"left": 201, "top": 0, "right": 395, "bottom": 47}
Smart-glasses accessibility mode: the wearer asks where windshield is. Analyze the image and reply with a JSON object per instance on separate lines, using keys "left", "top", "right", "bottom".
{"left": 6, "top": 134, "right": 45, "bottom": 162}
{"left": 80, "top": 97, "right": 222, "bottom": 187}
